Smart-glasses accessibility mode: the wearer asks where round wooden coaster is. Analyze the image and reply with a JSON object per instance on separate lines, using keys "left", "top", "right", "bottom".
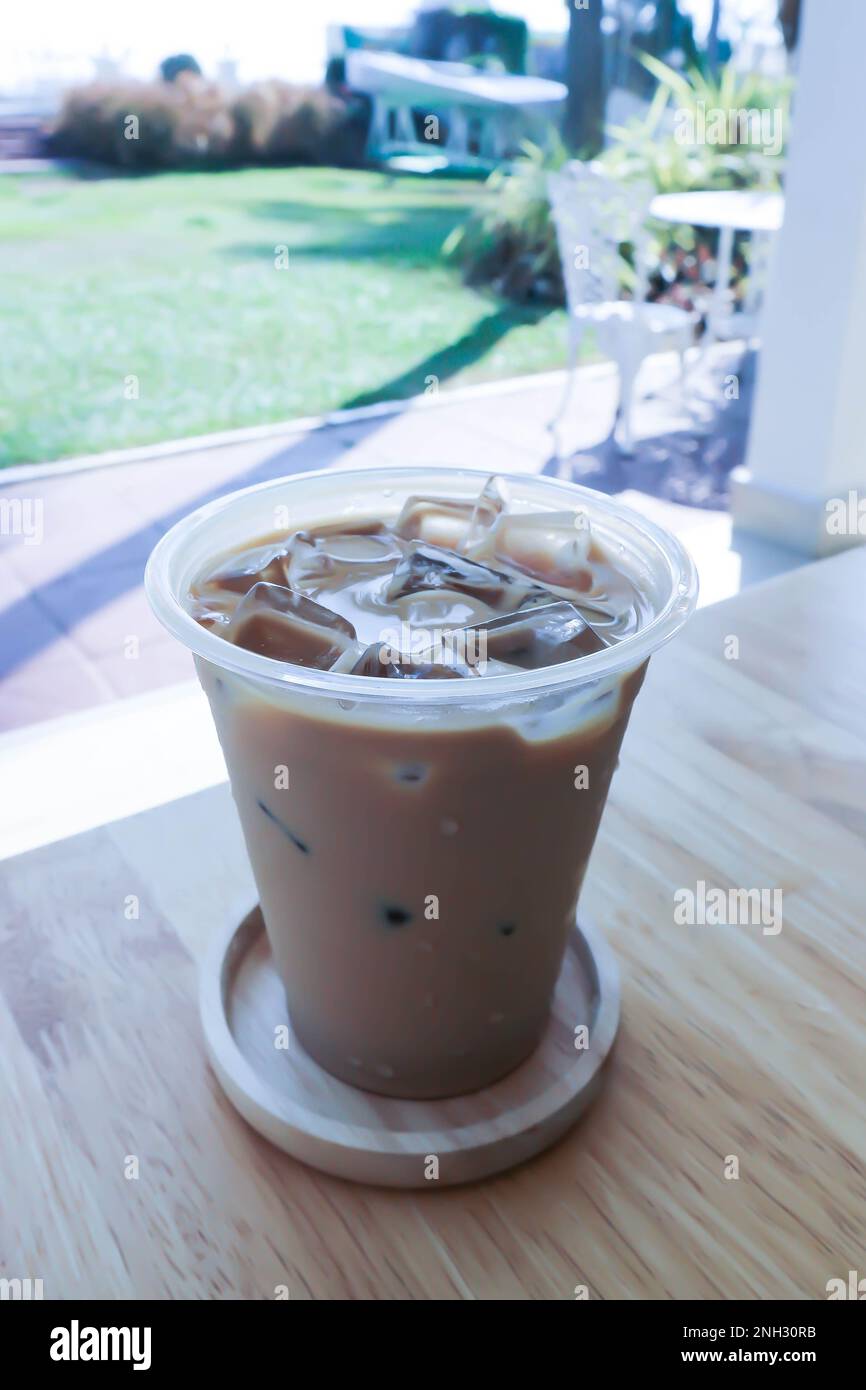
{"left": 200, "top": 907, "right": 620, "bottom": 1188}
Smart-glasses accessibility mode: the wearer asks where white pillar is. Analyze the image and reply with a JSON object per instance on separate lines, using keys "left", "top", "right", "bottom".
{"left": 732, "top": 0, "right": 866, "bottom": 556}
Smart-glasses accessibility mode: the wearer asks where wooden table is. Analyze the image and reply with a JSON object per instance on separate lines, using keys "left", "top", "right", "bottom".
{"left": 3, "top": 549, "right": 865, "bottom": 1300}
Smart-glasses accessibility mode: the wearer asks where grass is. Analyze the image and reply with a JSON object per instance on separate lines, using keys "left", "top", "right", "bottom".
{"left": 0, "top": 165, "right": 577, "bottom": 467}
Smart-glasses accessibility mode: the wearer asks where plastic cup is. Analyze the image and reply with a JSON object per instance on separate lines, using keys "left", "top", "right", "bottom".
{"left": 146, "top": 466, "right": 697, "bottom": 1099}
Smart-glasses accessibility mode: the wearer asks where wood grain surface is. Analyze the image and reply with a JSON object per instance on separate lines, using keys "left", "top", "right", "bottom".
{"left": 199, "top": 906, "right": 619, "bottom": 1187}
{"left": 1, "top": 547, "right": 865, "bottom": 1300}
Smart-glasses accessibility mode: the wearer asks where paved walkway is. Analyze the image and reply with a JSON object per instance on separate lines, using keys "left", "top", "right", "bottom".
{"left": 0, "top": 347, "right": 801, "bottom": 733}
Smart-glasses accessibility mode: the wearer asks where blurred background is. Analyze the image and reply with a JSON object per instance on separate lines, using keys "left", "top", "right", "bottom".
{"left": 2, "top": 0, "right": 794, "bottom": 465}
{"left": 7, "top": 0, "right": 864, "bottom": 743}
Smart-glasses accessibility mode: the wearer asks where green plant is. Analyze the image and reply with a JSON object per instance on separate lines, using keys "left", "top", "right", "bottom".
{"left": 446, "top": 59, "right": 793, "bottom": 304}
{"left": 231, "top": 82, "right": 364, "bottom": 167}
{"left": 602, "top": 56, "right": 792, "bottom": 288}
{"left": 602, "top": 56, "right": 792, "bottom": 195}
{"left": 48, "top": 81, "right": 237, "bottom": 169}
{"left": 48, "top": 78, "right": 363, "bottom": 171}
{"left": 443, "top": 139, "right": 568, "bottom": 302}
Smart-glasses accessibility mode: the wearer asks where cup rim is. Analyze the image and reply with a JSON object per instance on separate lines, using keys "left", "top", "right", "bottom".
{"left": 144, "top": 465, "right": 699, "bottom": 703}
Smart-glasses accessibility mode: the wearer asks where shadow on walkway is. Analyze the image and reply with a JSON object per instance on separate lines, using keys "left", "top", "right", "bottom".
{"left": 0, "top": 341, "right": 754, "bottom": 690}
{"left": 0, "top": 310, "right": 546, "bottom": 684}
{"left": 342, "top": 306, "right": 550, "bottom": 409}
{"left": 545, "top": 345, "right": 756, "bottom": 511}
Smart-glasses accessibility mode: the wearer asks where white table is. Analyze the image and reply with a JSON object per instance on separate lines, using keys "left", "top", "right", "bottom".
{"left": 649, "top": 189, "right": 784, "bottom": 344}
{"left": 346, "top": 50, "right": 566, "bottom": 168}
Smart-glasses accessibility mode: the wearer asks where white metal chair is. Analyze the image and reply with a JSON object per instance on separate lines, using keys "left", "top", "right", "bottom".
{"left": 548, "top": 161, "right": 697, "bottom": 454}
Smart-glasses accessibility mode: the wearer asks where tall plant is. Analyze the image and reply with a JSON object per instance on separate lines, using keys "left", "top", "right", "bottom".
{"left": 443, "top": 138, "right": 569, "bottom": 301}
{"left": 602, "top": 56, "right": 792, "bottom": 194}
{"left": 445, "top": 59, "right": 792, "bottom": 303}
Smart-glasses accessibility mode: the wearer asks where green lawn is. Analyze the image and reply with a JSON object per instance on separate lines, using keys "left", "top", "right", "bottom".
{"left": 1, "top": 166, "right": 575, "bottom": 467}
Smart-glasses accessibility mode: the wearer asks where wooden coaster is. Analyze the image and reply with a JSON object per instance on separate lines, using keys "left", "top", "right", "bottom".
{"left": 200, "top": 907, "right": 620, "bottom": 1188}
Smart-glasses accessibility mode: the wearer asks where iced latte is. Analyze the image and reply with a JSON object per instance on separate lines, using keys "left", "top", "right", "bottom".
{"left": 146, "top": 468, "right": 696, "bottom": 1099}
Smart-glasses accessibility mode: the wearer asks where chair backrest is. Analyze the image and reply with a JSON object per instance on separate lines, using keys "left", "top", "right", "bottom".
{"left": 548, "top": 161, "right": 653, "bottom": 312}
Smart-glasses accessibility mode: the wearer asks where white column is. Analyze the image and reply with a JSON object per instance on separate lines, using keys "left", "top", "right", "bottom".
{"left": 732, "top": 0, "right": 866, "bottom": 556}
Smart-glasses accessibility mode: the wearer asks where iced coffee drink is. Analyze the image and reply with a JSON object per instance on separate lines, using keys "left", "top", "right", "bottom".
{"left": 146, "top": 468, "right": 696, "bottom": 1099}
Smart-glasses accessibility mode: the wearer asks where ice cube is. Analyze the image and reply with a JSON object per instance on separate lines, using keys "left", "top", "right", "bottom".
{"left": 566, "top": 560, "right": 641, "bottom": 634}
{"left": 188, "top": 592, "right": 238, "bottom": 630}
{"left": 328, "top": 641, "right": 368, "bottom": 673}
{"left": 310, "top": 518, "right": 388, "bottom": 539}
{"left": 490, "top": 510, "right": 593, "bottom": 590}
{"left": 232, "top": 582, "right": 356, "bottom": 638}
{"left": 348, "top": 641, "right": 469, "bottom": 680}
{"left": 393, "top": 495, "right": 475, "bottom": 549}
{"left": 385, "top": 541, "right": 549, "bottom": 612}
{"left": 287, "top": 527, "right": 402, "bottom": 588}
{"left": 226, "top": 582, "right": 357, "bottom": 668}
{"left": 200, "top": 542, "right": 291, "bottom": 595}
{"left": 455, "top": 601, "right": 606, "bottom": 671}
{"left": 284, "top": 530, "right": 336, "bottom": 588}
{"left": 460, "top": 475, "right": 510, "bottom": 557}
{"left": 313, "top": 531, "right": 403, "bottom": 567}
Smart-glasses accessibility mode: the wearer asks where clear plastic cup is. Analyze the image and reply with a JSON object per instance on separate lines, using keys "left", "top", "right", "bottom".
{"left": 146, "top": 466, "right": 697, "bottom": 1099}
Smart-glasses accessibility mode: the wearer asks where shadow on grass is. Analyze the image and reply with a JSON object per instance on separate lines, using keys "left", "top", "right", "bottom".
{"left": 0, "top": 343, "right": 754, "bottom": 699}
{"left": 0, "top": 302, "right": 551, "bottom": 685}
{"left": 221, "top": 201, "right": 474, "bottom": 265}
{"left": 341, "top": 306, "right": 551, "bottom": 409}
